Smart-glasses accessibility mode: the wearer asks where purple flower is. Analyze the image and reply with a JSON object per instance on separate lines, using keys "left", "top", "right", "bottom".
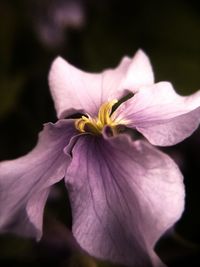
{"left": 1, "top": 50, "right": 200, "bottom": 267}
{"left": 29, "top": 0, "right": 85, "bottom": 48}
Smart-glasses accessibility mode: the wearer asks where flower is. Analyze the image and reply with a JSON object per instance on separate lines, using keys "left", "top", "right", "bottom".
{"left": 1, "top": 50, "right": 200, "bottom": 267}
{"left": 29, "top": 0, "right": 85, "bottom": 48}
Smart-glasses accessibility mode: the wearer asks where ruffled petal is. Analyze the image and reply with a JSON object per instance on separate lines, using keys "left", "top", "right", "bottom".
{"left": 48, "top": 50, "right": 154, "bottom": 118}
{"left": 0, "top": 120, "right": 76, "bottom": 239}
{"left": 65, "top": 133, "right": 184, "bottom": 266}
{"left": 120, "top": 49, "right": 154, "bottom": 92}
{"left": 114, "top": 82, "right": 200, "bottom": 146}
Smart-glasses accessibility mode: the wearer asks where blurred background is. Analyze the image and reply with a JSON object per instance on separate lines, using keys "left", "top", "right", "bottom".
{"left": 0, "top": 0, "right": 200, "bottom": 266}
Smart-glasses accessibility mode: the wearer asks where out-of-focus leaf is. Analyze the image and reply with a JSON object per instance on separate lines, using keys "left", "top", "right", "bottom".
{"left": 0, "top": 235, "right": 35, "bottom": 260}
{"left": 0, "top": 74, "right": 25, "bottom": 119}
{"left": 156, "top": 229, "right": 200, "bottom": 266}
{"left": 68, "top": 253, "right": 127, "bottom": 267}
{"left": 68, "top": 254, "right": 98, "bottom": 267}
{"left": 0, "top": 2, "right": 18, "bottom": 68}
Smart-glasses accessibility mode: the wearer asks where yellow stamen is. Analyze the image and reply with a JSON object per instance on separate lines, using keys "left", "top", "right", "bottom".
{"left": 75, "top": 99, "right": 120, "bottom": 134}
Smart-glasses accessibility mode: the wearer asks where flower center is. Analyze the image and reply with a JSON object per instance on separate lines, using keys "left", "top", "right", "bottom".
{"left": 75, "top": 99, "right": 123, "bottom": 135}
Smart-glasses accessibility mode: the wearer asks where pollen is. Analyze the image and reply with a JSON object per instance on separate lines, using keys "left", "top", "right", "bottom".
{"left": 75, "top": 99, "right": 124, "bottom": 135}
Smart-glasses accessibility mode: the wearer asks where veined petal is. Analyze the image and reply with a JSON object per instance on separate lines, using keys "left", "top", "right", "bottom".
{"left": 115, "top": 82, "right": 200, "bottom": 146}
{"left": 0, "top": 120, "right": 76, "bottom": 239}
{"left": 65, "top": 134, "right": 184, "bottom": 266}
{"left": 48, "top": 50, "right": 154, "bottom": 119}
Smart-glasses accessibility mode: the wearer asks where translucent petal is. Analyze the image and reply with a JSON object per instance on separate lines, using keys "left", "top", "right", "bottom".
{"left": 0, "top": 120, "right": 76, "bottom": 239}
{"left": 48, "top": 50, "right": 154, "bottom": 118}
{"left": 65, "top": 134, "right": 184, "bottom": 266}
{"left": 115, "top": 82, "right": 200, "bottom": 146}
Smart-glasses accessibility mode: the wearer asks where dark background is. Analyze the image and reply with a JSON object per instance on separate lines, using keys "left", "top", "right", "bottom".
{"left": 0, "top": 0, "right": 200, "bottom": 266}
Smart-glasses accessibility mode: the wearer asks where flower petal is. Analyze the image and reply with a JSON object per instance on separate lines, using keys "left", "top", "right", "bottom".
{"left": 0, "top": 120, "right": 76, "bottom": 239}
{"left": 48, "top": 50, "right": 154, "bottom": 118}
{"left": 120, "top": 49, "right": 154, "bottom": 92}
{"left": 115, "top": 82, "right": 200, "bottom": 146}
{"left": 65, "top": 133, "right": 184, "bottom": 266}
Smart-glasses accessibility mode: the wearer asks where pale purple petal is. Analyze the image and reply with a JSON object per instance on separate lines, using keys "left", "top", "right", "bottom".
{"left": 103, "top": 49, "right": 154, "bottom": 100}
{"left": 120, "top": 49, "right": 154, "bottom": 93}
{"left": 114, "top": 82, "right": 200, "bottom": 146}
{"left": 65, "top": 133, "right": 184, "bottom": 266}
{"left": 48, "top": 50, "right": 154, "bottom": 118}
{"left": 0, "top": 120, "right": 76, "bottom": 239}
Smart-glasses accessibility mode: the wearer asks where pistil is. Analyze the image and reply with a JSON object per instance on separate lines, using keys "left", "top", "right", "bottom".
{"left": 75, "top": 99, "right": 120, "bottom": 134}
